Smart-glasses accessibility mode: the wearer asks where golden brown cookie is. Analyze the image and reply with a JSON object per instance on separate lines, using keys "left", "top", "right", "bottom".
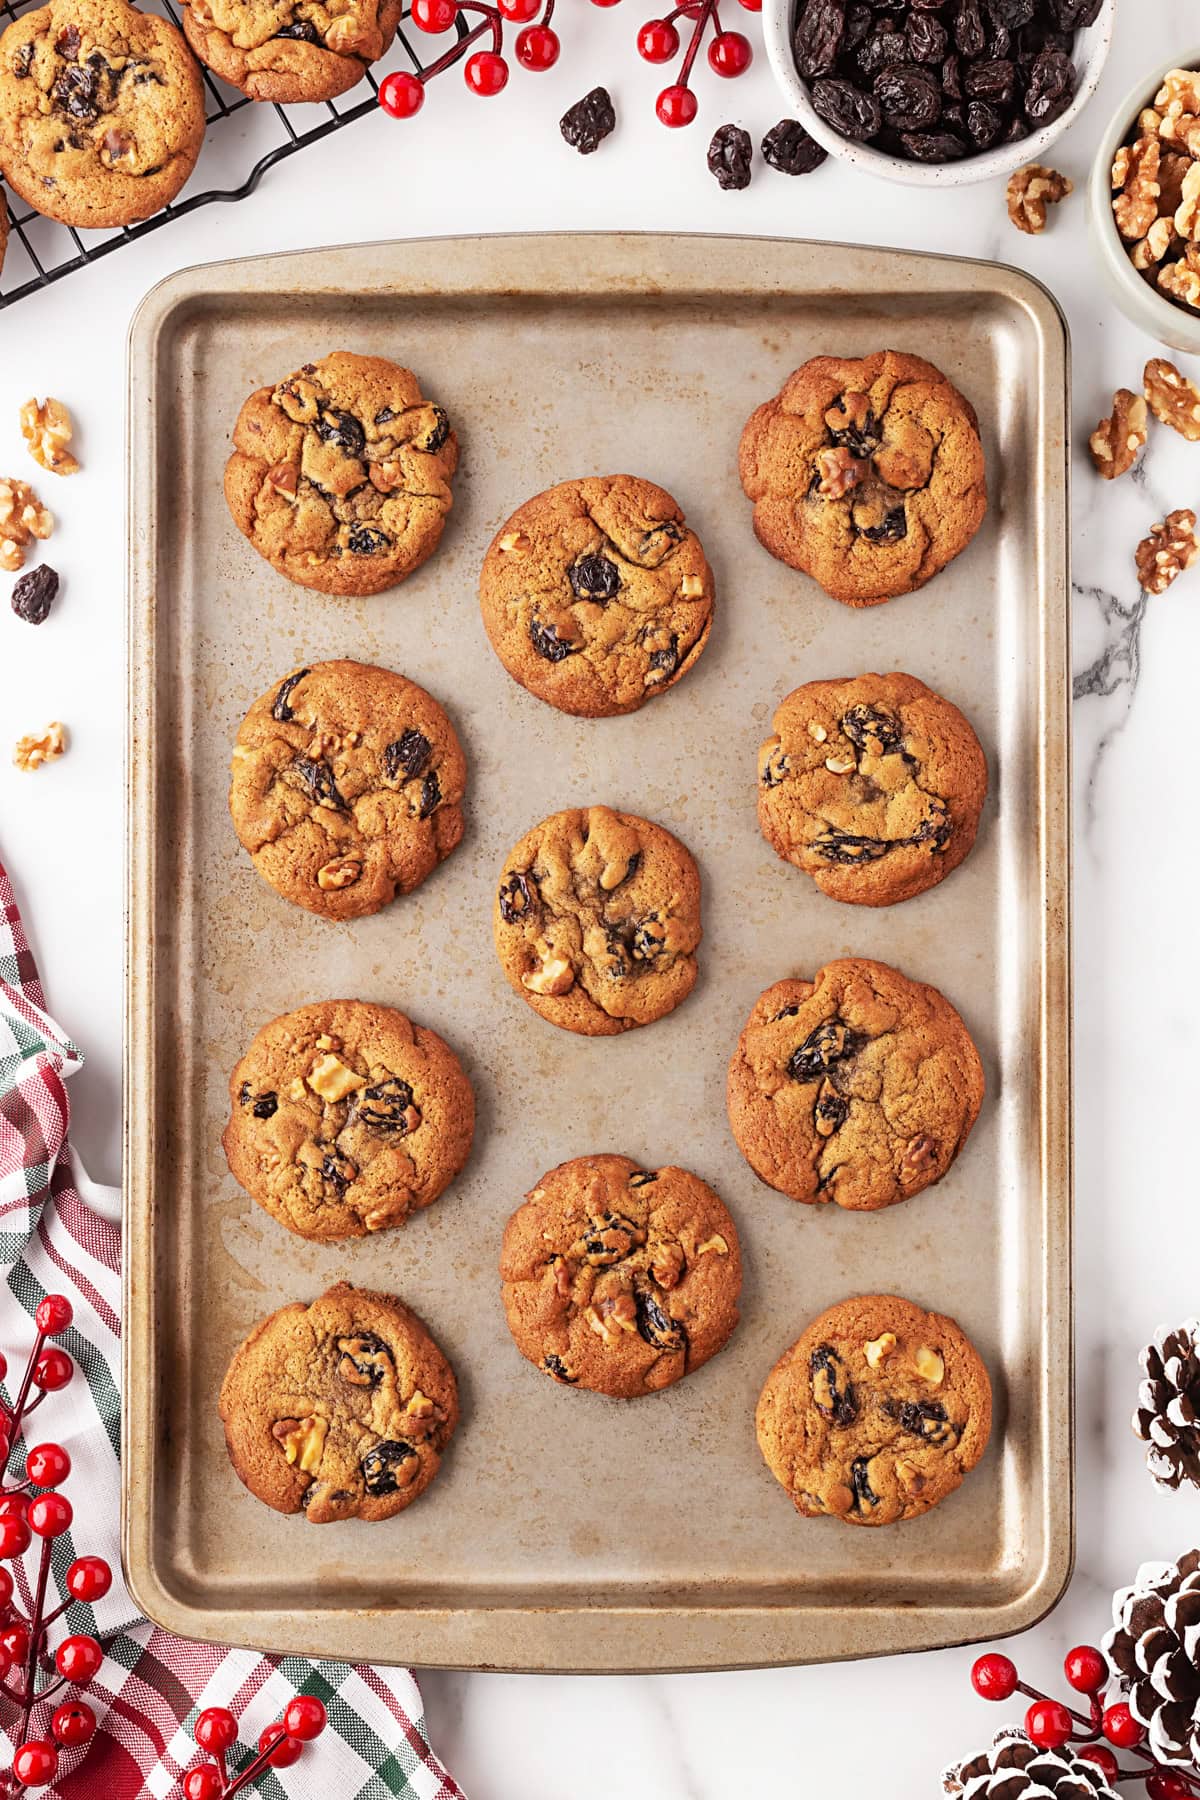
{"left": 223, "top": 1000, "right": 475, "bottom": 1242}
{"left": 228, "top": 660, "right": 466, "bottom": 921}
{"left": 726, "top": 958, "right": 983, "bottom": 1210}
{"left": 224, "top": 351, "right": 457, "bottom": 597}
{"left": 0, "top": 0, "right": 205, "bottom": 230}
{"left": 738, "top": 350, "right": 987, "bottom": 608}
{"left": 758, "top": 672, "right": 988, "bottom": 906}
{"left": 493, "top": 805, "right": 701, "bottom": 1036}
{"left": 478, "top": 475, "right": 714, "bottom": 718}
{"left": 500, "top": 1154, "right": 742, "bottom": 1399}
{"left": 218, "top": 1283, "right": 458, "bottom": 1524}
{"left": 756, "top": 1294, "right": 992, "bottom": 1526}
{"left": 181, "top": 0, "right": 401, "bottom": 102}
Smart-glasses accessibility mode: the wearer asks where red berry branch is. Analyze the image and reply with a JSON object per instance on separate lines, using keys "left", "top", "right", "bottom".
{"left": 379, "top": 0, "right": 560, "bottom": 119}
{"left": 635, "top": 0, "right": 758, "bottom": 129}
{"left": 179, "top": 1696, "right": 328, "bottom": 1800}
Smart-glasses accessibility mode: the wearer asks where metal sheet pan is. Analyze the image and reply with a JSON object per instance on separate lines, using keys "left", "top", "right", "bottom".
{"left": 123, "top": 232, "right": 1072, "bottom": 1672}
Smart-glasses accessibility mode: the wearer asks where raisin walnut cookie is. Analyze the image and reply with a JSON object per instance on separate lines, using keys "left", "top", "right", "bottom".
{"left": 738, "top": 350, "right": 987, "bottom": 608}
{"left": 0, "top": 0, "right": 205, "bottom": 230}
{"left": 758, "top": 672, "right": 988, "bottom": 907}
{"left": 218, "top": 1282, "right": 458, "bottom": 1524}
{"left": 224, "top": 351, "right": 457, "bottom": 598}
{"left": 229, "top": 660, "right": 466, "bottom": 921}
{"left": 479, "top": 475, "right": 714, "bottom": 718}
{"left": 756, "top": 1294, "right": 992, "bottom": 1527}
{"left": 726, "top": 958, "right": 984, "bottom": 1211}
{"left": 223, "top": 1000, "right": 474, "bottom": 1242}
{"left": 493, "top": 805, "right": 702, "bottom": 1036}
{"left": 181, "top": 0, "right": 401, "bottom": 102}
{"left": 500, "top": 1154, "right": 742, "bottom": 1399}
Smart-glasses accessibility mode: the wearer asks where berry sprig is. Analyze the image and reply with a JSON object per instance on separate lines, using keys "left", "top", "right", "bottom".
{"left": 634, "top": 0, "right": 759, "bottom": 129}
{"left": 379, "top": 0, "right": 560, "bottom": 119}
{"left": 179, "top": 1696, "right": 328, "bottom": 1800}
{"left": 971, "top": 1647, "right": 1198, "bottom": 1797}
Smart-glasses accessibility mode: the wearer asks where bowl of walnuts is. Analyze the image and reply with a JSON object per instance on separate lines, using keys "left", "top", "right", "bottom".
{"left": 763, "top": 0, "right": 1115, "bottom": 188}
{"left": 1088, "top": 52, "right": 1200, "bottom": 354}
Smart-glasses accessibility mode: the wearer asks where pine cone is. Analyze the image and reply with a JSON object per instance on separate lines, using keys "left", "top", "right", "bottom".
{"left": 1135, "top": 1320, "right": 1200, "bottom": 1489}
{"left": 943, "top": 1727, "right": 1118, "bottom": 1798}
{"left": 1103, "top": 1550, "right": 1200, "bottom": 1766}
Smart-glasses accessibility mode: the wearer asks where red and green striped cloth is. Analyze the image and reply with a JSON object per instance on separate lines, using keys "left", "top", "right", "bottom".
{"left": 0, "top": 856, "right": 464, "bottom": 1800}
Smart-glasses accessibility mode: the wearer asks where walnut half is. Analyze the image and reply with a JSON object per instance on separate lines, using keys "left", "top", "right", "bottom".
{"left": 19, "top": 398, "right": 79, "bottom": 477}
{"left": 1136, "top": 509, "right": 1200, "bottom": 595}
{"left": 1144, "top": 357, "right": 1200, "bottom": 439}
{"left": 13, "top": 721, "right": 67, "bottom": 771}
{"left": 1006, "top": 164, "right": 1073, "bottom": 235}
{"left": 1088, "top": 390, "right": 1148, "bottom": 480}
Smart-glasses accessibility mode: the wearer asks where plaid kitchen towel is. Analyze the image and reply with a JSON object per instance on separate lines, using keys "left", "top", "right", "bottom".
{"left": 0, "top": 856, "right": 464, "bottom": 1800}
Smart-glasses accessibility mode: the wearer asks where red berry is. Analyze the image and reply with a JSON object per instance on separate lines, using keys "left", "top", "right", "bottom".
{"left": 0, "top": 1645, "right": 13, "bottom": 1679}
{"left": 498, "top": 0, "right": 538, "bottom": 17}
{"left": 0, "top": 1351, "right": 7, "bottom": 1380}
{"left": 28, "top": 1492, "right": 72, "bottom": 1538}
{"left": 52, "top": 1701, "right": 96, "bottom": 1747}
{"left": 283, "top": 1696, "right": 327, "bottom": 1741}
{"left": 464, "top": 50, "right": 508, "bottom": 95}
{"left": 183, "top": 1767, "right": 224, "bottom": 1800}
{"left": 0, "top": 1516, "right": 30, "bottom": 1560}
{"left": 1102, "top": 1701, "right": 1144, "bottom": 1748}
{"left": 66, "top": 1556, "right": 112, "bottom": 1603}
{"left": 1025, "top": 1700, "right": 1073, "bottom": 1750}
{"left": 1076, "top": 1744, "right": 1120, "bottom": 1782}
{"left": 258, "top": 1723, "right": 303, "bottom": 1768}
{"left": 36, "top": 1295, "right": 73, "bottom": 1336}
{"left": 13, "top": 1740, "right": 58, "bottom": 1788}
{"left": 736, "top": 0, "right": 761, "bottom": 8}
{"left": 708, "top": 29, "right": 751, "bottom": 76}
{"left": 378, "top": 70, "right": 424, "bottom": 117}
{"left": 55, "top": 1634, "right": 103, "bottom": 1682}
{"left": 33, "top": 1348, "right": 73, "bottom": 1391}
{"left": 0, "top": 1494, "right": 29, "bottom": 1520}
{"left": 1, "top": 1624, "right": 30, "bottom": 1663}
{"left": 1063, "top": 1644, "right": 1108, "bottom": 1695}
{"left": 971, "top": 1653, "right": 1018, "bottom": 1701}
{"left": 1148, "top": 1772, "right": 1192, "bottom": 1800}
{"left": 637, "top": 17, "right": 679, "bottom": 60}
{"left": 411, "top": 0, "right": 456, "bottom": 27}
{"left": 194, "top": 1706, "right": 238, "bottom": 1753}
{"left": 515, "top": 24, "right": 559, "bottom": 69}
{"left": 656, "top": 83, "right": 697, "bottom": 127}
{"left": 590, "top": 0, "right": 622, "bottom": 7}
{"left": 0, "top": 1566, "right": 13, "bottom": 1607}
{"left": 25, "top": 1443, "right": 71, "bottom": 1489}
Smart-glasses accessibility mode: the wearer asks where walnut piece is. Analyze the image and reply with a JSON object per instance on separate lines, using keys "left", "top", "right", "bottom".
{"left": 816, "top": 446, "right": 869, "bottom": 500}
{"left": 1144, "top": 358, "right": 1200, "bottom": 440}
{"left": 1006, "top": 163, "right": 1073, "bottom": 235}
{"left": 522, "top": 948, "right": 574, "bottom": 996}
{"left": 0, "top": 477, "right": 53, "bottom": 573}
{"left": 499, "top": 531, "right": 530, "bottom": 554}
{"left": 306, "top": 1052, "right": 366, "bottom": 1103}
{"left": 317, "top": 855, "right": 362, "bottom": 891}
{"left": 272, "top": 1414, "right": 327, "bottom": 1474}
{"left": 19, "top": 398, "right": 79, "bottom": 477}
{"left": 13, "top": 721, "right": 67, "bottom": 772}
{"left": 1136, "top": 509, "right": 1200, "bottom": 594}
{"left": 1088, "top": 390, "right": 1148, "bottom": 479}
{"left": 1176, "top": 161, "right": 1200, "bottom": 239}
{"left": 824, "top": 391, "right": 872, "bottom": 437}
{"left": 1132, "top": 218, "right": 1176, "bottom": 271}
{"left": 1112, "top": 135, "right": 1161, "bottom": 240}
{"left": 695, "top": 1233, "right": 729, "bottom": 1257}
{"left": 1158, "top": 257, "right": 1200, "bottom": 310}
{"left": 1155, "top": 69, "right": 1200, "bottom": 156}
{"left": 864, "top": 1332, "right": 897, "bottom": 1370}
{"left": 914, "top": 1347, "right": 945, "bottom": 1385}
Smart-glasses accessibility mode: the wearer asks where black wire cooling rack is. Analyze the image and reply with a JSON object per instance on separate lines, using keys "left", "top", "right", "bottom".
{"left": 0, "top": 0, "right": 440, "bottom": 310}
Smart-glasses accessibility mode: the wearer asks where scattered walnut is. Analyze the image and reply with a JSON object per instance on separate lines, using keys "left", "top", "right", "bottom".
{"left": 0, "top": 477, "right": 53, "bottom": 573}
{"left": 499, "top": 531, "right": 530, "bottom": 554}
{"left": 1088, "top": 390, "right": 1148, "bottom": 480}
{"left": 1006, "top": 164, "right": 1073, "bottom": 235}
{"left": 1137, "top": 509, "right": 1200, "bottom": 594}
{"left": 317, "top": 855, "right": 362, "bottom": 890}
{"left": 272, "top": 1414, "right": 327, "bottom": 1474}
{"left": 816, "top": 446, "right": 869, "bottom": 500}
{"left": 914, "top": 1346, "right": 945, "bottom": 1386}
{"left": 1144, "top": 358, "right": 1200, "bottom": 440}
{"left": 19, "top": 398, "right": 79, "bottom": 476}
{"left": 864, "top": 1332, "right": 897, "bottom": 1370}
{"left": 806, "top": 721, "right": 827, "bottom": 743}
{"left": 680, "top": 573, "right": 705, "bottom": 598}
{"left": 899, "top": 1133, "right": 937, "bottom": 1183}
{"left": 1158, "top": 257, "right": 1200, "bottom": 309}
{"left": 695, "top": 1233, "right": 729, "bottom": 1257}
{"left": 306, "top": 1052, "right": 367, "bottom": 1103}
{"left": 522, "top": 949, "right": 574, "bottom": 996}
{"left": 1112, "top": 135, "right": 1161, "bottom": 241}
{"left": 13, "top": 720, "right": 67, "bottom": 771}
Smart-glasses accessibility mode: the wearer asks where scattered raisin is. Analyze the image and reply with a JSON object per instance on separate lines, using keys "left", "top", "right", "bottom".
{"left": 810, "top": 1345, "right": 859, "bottom": 1426}
{"left": 560, "top": 86, "right": 615, "bottom": 155}
{"left": 529, "top": 616, "right": 578, "bottom": 662}
{"left": 634, "top": 1281, "right": 685, "bottom": 1353}
{"left": 292, "top": 755, "right": 345, "bottom": 810}
{"left": 648, "top": 637, "right": 679, "bottom": 679}
{"left": 417, "top": 770, "right": 440, "bottom": 819}
{"left": 321, "top": 1150, "right": 356, "bottom": 1195}
{"left": 498, "top": 871, "right": 535, "bottom": 923}
{"left": 275, "top": 19, "right": 318, "bottom": 38}
{"left": 812, "top": 830, "right": 892, "bottom": 864}
{"left": 346, "top": 524, "right": 390, "bottom": 555}
{"left": 792, "top": 0, "right": 846, "bottom": 79}
{"left": 812, "top": 75, "right": 882, "bottom": 139}
{"left": 569, "top": 552, "right": 620, "bottom": 601}
{"left": 708, "top": 122, "right": 753, "bottom": 190}
{"left": 788, "top": 1019, "right": 861, "bottom": 1081}
{"left": 415, "top": 404, "right": 450, "bottom": 454}
{"left": 251, "top": 1092, "right": 278, "bottom": 1119}
{"left": 10, "top": 565, "right": 58, "bottom": 626}
{"left": 271, "top": 667, "right": 308, "bottom": 722}
{"left": 361, "top": 1439, "right": 415, "bottom": 1496}
{"left": 383, "top": 728, "right": 431, "bottom": 781}
{"left": 315, "top": 408, "right": 365, "bottom": 458}
{"left": 964, "top": 55, "right": 1016, "bottom": 104}
{"left": 544, "top": 1354, "right": 577, "bottom": 1384}
{"left": 985, "top": 0, "right": 1034, "bottom": 24}
{"left": 338, "top": 1333, "right": 391, "bottom": 1384}
{"left": 12, "top": 42, "right": 33, "bottom": 76}
{"left": 761, "top": 118, "right": 828, "bottom": 175}
{"left": 355, "top": 1077, "right": 416, "bottom": 1130}
{"left": 850, "top": 1456, "right": 881, "bottom": 1512}
{"left": 858, "top": 503, "right": 908, "bottom": 539}
{"left": 628, "top": 1169, "right": 658, "bottom": 1187}
{"left": 583, "top": 1212, "right": 640, "bottom": 1265}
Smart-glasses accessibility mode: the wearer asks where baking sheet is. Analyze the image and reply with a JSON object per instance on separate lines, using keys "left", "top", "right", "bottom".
{"left": 123, "top": 232, "right": 1072, "bottom": 1671}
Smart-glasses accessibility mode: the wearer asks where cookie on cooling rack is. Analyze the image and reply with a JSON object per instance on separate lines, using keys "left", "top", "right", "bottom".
{"left": 180, "top": 0, "right": 402, "bottom": 102}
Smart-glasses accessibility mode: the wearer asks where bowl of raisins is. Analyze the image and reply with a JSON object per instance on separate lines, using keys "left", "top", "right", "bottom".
{"left": 765, "top": 0, "right": 1114, "bottom": 186}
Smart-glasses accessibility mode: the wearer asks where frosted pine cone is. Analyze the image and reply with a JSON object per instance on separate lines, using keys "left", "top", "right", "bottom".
{"left": 943, "top": 1727, "right": 1118, "bottom": 1797}
{"left": 1135, "top": 1320, "right": 1200, "bottom": 1489}
{"left": 1103, "top": 1550, "right": 1200, "bottom": 1766}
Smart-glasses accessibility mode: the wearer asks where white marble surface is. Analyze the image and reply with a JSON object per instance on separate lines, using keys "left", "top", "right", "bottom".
{"left": 2, "top": 1, "right": 1199, "bottom": 1792}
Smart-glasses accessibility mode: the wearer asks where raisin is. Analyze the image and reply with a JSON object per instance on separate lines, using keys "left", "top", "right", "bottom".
{"left": 915, "top": 805, "right": 953, "bottom": 850}
{"left": 569, "top": 552, "right": 620, "bottom": 601}
{"left": 1047, "top": 0, "right": 1100, "bottom": 24}
{"left": 708, "top": 122, "right": 753, "bottom": 190}
{"left": 361, "top": 1439, "right": 416, "bottom": 1496}
{"left": 251, "top": 1092, "right": 278, "bottom": 1119}
{"left": 889, "top": 1398, "right": 956, "bottom": 1443}
{"left": 292, "top": 755, "right": 345, "bottom": 810}
{"left": 634, "top": 1281, "right": 685, "bottom": 1353}
{"left": 275, "top": 18, "right": 318, "bottom": 37}
{"left": 875, "top": 64, "right": 941, "bottom": 129}
{"left": 383, "top": 728, "right": 431, "bottom": 781}
{"left": 761, "top": 745, "right": 790, "bottom": 788}
{"left": 583, "top": 1211, "right": 640, "bottom": 1265}
{"left": 631, "top": 917, "right": 666, "bottom": 961}
{"left": 560, "top": 86, "right": 615, "bottom": 154}
{"left": 850, "top": 1457, "right": 881, "bottom": 1512}
{"left": 966, "top": 97, "right": 1004, "bottom": 145}
{"left": 963, "top": 55, "right": 1015, "bottom": 103}
{"left": 648, "top": 636, "right": 679, "bottom": 679}
{"left": 773, "top": 1004, "right": 800, "bottom": 1020}
{"left": 812, "top": 830, "right": 891, "bottom": 864}
{"left": 636, "top": 519, "right": 683, "bottom": 565}
{"left": 346, "top": 524, "right": 390, "bottom": 556}
{"left": 809, "top": 1345, "right": 858, "bottom": 1426}
{"left": 13, "top": 43, "right": 33, "bottom": 76}
{"left": 51, "top": 60, "right": 101, "bottom": 120}
{"left": 788, "top": 1019, "right": 861, "bottom": 1082}
{"left": 374, "top": 406, "right": 396, "bottom": 425}
{"left": 321, "top": 1150, "right": 356, "bottom": 1195}
{"left": 856, "top": 28, "right": 907, "bottom": 79}
{"left": 271, "top": 667, "right": 308, "bottom": 722}
{"left": 498, "top": 871, "right": 535, "bottom": 923}
{"left": 10, "top": 565, "right": 58, "bottom": 625}
{"left": 414, "top": 404, "right": 450, "bottom": 453}
{"left": 953, "top": 0, "right": 986, "bottom": 57}
{"left": 55, "top": 23, "right": 80, "bottom": 58}
{"left": 792, "top": 0, "right": 846, "bottom": 79}
{"left": 1024, "top": 44, "right": 1074, "bottom": 122}
{"left": 827, "top": 403, "right": 879, "bottom": 456}
{"left": 761, "top": 117, "right": 828, "bottom": 175}
{"left": 417, "top": 771, "right": 440, "bottom": 819}
{"left": 841, "top": 703, "right": 901, "bottom": 753}
{"left": 941, "top": 50, "right": 962, "bottom": 98}
{"left": 815, "top": 1091, "right": 849, "bottom": 1134}
{"left": 984, "top": 0, "right": 1034, "bottom": 23}
{"left": 529, "top": 616, "right": 578, "bottom": 662}
{"left": 858, "top": 503, "right": 908, "bottom": 539}
{"left": 544, "top": 1354, "right": 577, "bottom": 1383}
{"left": 315, "top": 408, "right": 365, "bottom": 457}
{"left": 811, "top": 75, "right": 882, "bottom": 140}
{"left": 337, "top": 1333, "right": 391, "bottom": 1385}
{"left": 844, "top": 1, "right": 873, "bottom": 48}
{"left": 355, "top": 1077, "right": 416, "bottom": 1130}
{"left": 628, "top": 1169, "right": 658, "bottom": 1187}
{"left": 907, "top": 14, "right": 947, "bottom": 62}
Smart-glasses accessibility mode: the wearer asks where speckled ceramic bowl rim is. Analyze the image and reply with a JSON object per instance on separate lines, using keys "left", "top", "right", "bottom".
{"left": 762, "top": 0, "right": 1116, "bottom": 189}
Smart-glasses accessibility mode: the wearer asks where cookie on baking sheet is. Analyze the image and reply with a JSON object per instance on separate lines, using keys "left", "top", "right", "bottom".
{"left": 757, "top": 672, "right": 988, "bottom": 907}
{"left": 726, "top": 957, "right": 983, "bottom": 1211}
{"left": 223, "top": 999, "right": 475, "bottom": 1242}
{"left": 755, "top": 1293, "right": 993, "bottom": 1526}
{"left": 493, "top": 804, "right": 702, "bottom": 1036}
{"left": 218, "top": 1282, "right": 458, "bottom": 1523}
{"left": 500, "top": 1154, "right": 742, "bottom": 1399}
{"left": 0, "top": 0, "right": 205, "bottom": 230}
{"left": 479, "top": 474, "right": 714, "bottom": 718}
{"left": 224, "top": 351, "right": 457, "bottom": 597}
{"left": 180, "top": 0, "right": 401, "bottom": 103}
{"left": 738, "top": 350, "right": 987, "bottom": 608}
{"left": 228, "top": 659, "right": 466, "bottom": 921}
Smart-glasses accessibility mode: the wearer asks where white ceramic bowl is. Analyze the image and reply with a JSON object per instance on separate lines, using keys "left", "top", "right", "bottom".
{"left": 762, "top": 0, "right": 1115, "bottom": 188}
{"left": 1088, "top": 48, "right": 1200, "bottom": 355}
